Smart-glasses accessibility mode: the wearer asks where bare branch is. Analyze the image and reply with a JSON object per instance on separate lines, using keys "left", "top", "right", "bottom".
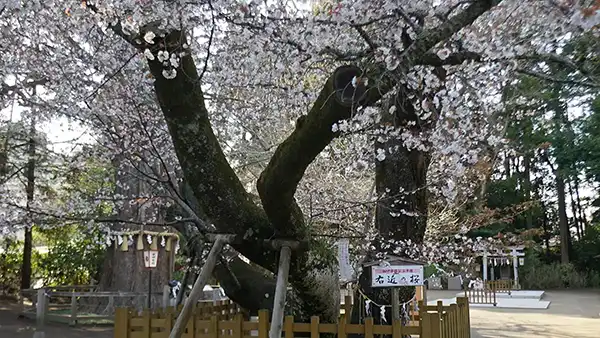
{"left": 4, "top": 200, "right": 191, "bottom": 226}
{"left": 517, "top": 68, "right": 600, "bottom": 88}
{"left": 364, "top": 0, "right": 503, "bottom": 105}
{"left": 418, "top": 50, "right": 482, "bottom": 66}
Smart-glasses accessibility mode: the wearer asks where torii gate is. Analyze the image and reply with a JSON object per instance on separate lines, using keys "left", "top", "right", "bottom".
{"left": 480, "top": 246, "right": 525, "bottom": 288}
{"left": 169, "top": 234, "right": 301, "bottom": 338}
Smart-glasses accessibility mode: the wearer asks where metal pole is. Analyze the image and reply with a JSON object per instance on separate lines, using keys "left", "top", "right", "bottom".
{"left": 148, "top": 269, "right": 152, "bottom": 309}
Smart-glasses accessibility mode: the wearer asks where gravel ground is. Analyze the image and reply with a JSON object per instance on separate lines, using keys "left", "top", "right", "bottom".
{"left": 428, "top": 289, "right": 600, "bottom": 338}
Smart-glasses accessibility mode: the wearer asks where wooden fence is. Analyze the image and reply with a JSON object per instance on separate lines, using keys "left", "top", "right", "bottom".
{"left": 464, "top": 284, "right": 496, "bottom": 306}
{"left": 21, "top": 286, "right": 171, "bottom": 326}
{"left": 485, "top": 280, "right": 513, "bottom": 295}
{"left": 114, "top": 297, "right": 470, "bottom": 338}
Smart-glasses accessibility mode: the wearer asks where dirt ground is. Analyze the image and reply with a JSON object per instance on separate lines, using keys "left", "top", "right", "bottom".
{"left": 1, "top": 290, "right": 599, "bottom": 337}
{"left": 428, "top": 289, "right": 600, "bottom": 338}
{"left": 0, "top": 302, "right": 111, "bottom": 338}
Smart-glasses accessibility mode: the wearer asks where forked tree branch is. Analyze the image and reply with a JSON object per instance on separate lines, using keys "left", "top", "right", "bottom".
{"left": 257, "top": 0, "right": 503, "bottom": 238}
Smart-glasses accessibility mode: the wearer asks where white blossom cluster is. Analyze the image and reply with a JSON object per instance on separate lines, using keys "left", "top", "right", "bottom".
{"left": 0, "top": 0, "right": 595, "bottom": 247}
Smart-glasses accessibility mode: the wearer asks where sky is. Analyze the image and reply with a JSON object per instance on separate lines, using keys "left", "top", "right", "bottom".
{"left": 1, "top": 102, "right": 95, "bottom": 154}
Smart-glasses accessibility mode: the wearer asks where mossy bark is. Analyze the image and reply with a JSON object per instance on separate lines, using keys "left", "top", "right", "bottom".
{"left": 145, "top": 30, "right": 350, "bottom": 322}
{"left": 374, "top": 86, "right": 431, "bottom": 244}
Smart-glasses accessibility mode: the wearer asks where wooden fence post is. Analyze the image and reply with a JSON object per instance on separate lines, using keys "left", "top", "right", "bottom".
{"left": 114, "top": 308, "right": 130, "bottom": 338}
{"left": 420, "top": 309, "right": 431, "bottom": 338}
{"left": 164, "top": 307, "right": 174, "bottom": 335}
{"left": 432, "top": 301, "right": 443, "bottom": 338}
{"left": 234, "top": 313, "right": 244, "bottom": 338}
{"left": 364, "top": 317, "right": 374, "bottom": 338}
{"left": 142, "top": 310, "right": 152, "bottom": 338}
{"left": 108, "top": 295, "right": 115, "bottom": 314}
{"left": 31, "top": 289, "right": 47, "bottom": 338}
{"left": 258, "top": 309, "right": 269, "bottom": 338}
{"left": 337, "top": 315, "right": 347, "bottom": 338}
{"left": 210, "top": 315, "right": 219, "bottom": 338}
{"left": 392, "top": 318, "right": 402, "bottom": 338}
{"left": 284, "top": 316, "right": 294, "bottom": 338}
{"left": 458, "top": 297, "right": 471, "bottom": 338}
{"left": 310, "top": 316, "right": 319, "bottom": 338}
{"left": 449, "top": 303, "right": 458, "bottom": 337}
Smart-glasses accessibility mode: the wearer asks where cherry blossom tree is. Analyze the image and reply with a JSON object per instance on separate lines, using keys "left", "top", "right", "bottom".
{"left": 2, "top": 0, "right": 598, "bottom": 321}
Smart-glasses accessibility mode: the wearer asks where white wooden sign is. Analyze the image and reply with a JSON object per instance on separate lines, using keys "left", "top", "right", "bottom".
{"left": 337, "top": 239, "right": 352, "bottom": 281}
{"left": 143, "top": 250, "right": 159, "bottom": 268}
{"left": 371, "top": 265, "right": 424, "bottom": 287}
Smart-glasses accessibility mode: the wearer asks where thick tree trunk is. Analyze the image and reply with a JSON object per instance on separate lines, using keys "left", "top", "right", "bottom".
{"left": 352, "top": 83, "right": 435, "bottom": 327}
{"left": 98, "top": 157, "right": 173, "bottom": 306}
{"left": 548, "top": 79, "right": 571, "bottom": 264}
{"left": 374, "top": 88, "right": 431, "bottom": 244}
{"left": 375, "top": 144, "right": 429, "bottom": 243}
{"left": 98, "top": 232, "right": 174, "bottom": 305}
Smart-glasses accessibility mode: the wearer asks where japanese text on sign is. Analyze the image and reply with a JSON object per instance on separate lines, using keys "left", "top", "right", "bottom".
{"left": 143, "top": 250, "right": 159, "bottom": 268}
{"left": 371, "top": 265, "right": 424, "bottom": 287}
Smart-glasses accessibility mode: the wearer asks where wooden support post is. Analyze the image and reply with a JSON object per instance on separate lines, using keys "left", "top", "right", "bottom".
{"left": 391, "top": 288, "right": 400, "bottom": 320}
{"left": 33, "top": 288, "right": 46, "bottom": 338}
{"left": 169, "top": 236, "right": 226, "bottom": 338}
{"left": 69, "top": 293, "right": 77, "bottom": 326}
{"left": 36, "top": 289, "right": 46, "bottom": 326}
{"left": 343, "top": 295, "right": 352, "bottom": 323}
{"left": 269, "top": 246, "right": 292, "bottom": 338}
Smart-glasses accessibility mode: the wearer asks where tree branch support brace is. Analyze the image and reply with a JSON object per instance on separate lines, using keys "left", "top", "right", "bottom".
{"left": 269, "top": 245, "right": 292, "bottom": 338}
{"left": 169, "top": 235, "right": 299, "bottom": 338}
{"left": 169, "top": 235, "right": 227, "bottom": 338}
